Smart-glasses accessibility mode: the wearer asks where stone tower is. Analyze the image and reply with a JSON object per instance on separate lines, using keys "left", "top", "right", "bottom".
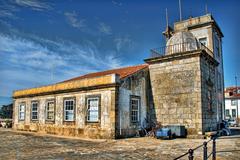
{"left": 145, "top": 14, "right": 224, "bottom": 136}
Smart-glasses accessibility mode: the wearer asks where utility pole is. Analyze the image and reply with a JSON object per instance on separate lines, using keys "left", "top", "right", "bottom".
{"left": 235, "top": 75, "right": 239, "bottom": 124}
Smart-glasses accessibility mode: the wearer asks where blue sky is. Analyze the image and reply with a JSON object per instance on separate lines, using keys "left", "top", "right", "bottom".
{"left": 0, "top": 0, "right": 239, "bottom": 106}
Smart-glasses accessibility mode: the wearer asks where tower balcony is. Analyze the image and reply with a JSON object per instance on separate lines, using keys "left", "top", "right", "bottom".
{"left": 150, "top": 42, "right": 213, "bottom": 58}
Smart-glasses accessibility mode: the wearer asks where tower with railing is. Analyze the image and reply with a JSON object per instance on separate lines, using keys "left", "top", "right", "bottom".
{"left": 145, "top": 14, "right": 224, "bottom": 136}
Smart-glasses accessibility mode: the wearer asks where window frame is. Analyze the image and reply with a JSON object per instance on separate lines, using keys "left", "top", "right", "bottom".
{"left": 45, "top": 99, "right": 55, "bottom": 122}
{"left": 226, "top": 109, "right": 230, "bottom": 116}
{"left": 130, "top": 95, "right": 141, "bottom": 124}
{"left": 232, "top": 109, "right": 236, "bottom": 118}
{"left": 63, "top": 97, "right": 76, "bottom": 122}
{"left": 86, "top": 95, "right": 101, "bottom": 123}
{"left": 231, "top": 100, "right": 237, "bottom": 106}
{"left": 199, "top": 37, "right": 207, "bottom": 46}
{"left": 31, "top": 101, "right": 39, "bottom": 121}
{"left": 18, "top": 102, "right": 26, "bottom": 121}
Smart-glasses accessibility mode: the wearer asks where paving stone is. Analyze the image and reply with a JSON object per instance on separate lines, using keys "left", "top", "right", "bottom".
{"left": 0, "top": 128, "right": 239, "bottom": 160}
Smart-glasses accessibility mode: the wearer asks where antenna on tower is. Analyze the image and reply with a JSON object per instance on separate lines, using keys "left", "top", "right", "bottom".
{"left": 166, "top": 8, "right": 169, "bottom": 26}
{"left": 179, "top": 0, "right": 182, "bottom": 21}
{"left": 163, "top": 8, "right": 173, "bottom": 41}
{"left": 205, "top": 4, "right": 208, "bottom": 14}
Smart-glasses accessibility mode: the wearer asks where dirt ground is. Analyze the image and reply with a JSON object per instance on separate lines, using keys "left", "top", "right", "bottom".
{"left": 0, "top": 128, "right": 239, "bottom": 160}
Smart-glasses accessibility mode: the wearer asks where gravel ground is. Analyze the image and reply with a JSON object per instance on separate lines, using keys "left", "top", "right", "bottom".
{"left": 0, "top": 128, "right": 239, "bottom": 160}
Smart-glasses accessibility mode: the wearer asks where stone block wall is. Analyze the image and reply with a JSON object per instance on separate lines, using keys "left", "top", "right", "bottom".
{"left": 200, "top": 56, "right": 219, "bottom": 132}
{"left": 148, "top": 54, "right": 203, "bottom": 135}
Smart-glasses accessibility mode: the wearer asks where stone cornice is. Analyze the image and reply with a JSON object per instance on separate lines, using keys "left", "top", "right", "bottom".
{"left": 13, "top": 74, "right": 120, "bottom": 99}
{"left": 144, "top": 49, "right": 219, "bottom": 66}
{"left": 13, "top": 83, "right": 119, "bottom": 99}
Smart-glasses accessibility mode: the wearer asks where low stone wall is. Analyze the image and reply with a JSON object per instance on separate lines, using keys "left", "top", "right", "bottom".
{"left": 15, "top": 123, "right": 114, "bottom": 139}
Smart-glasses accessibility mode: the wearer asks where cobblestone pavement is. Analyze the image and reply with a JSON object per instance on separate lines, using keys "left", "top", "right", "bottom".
{"left": 0, "top": 129, "right": 239, "bottom": 160}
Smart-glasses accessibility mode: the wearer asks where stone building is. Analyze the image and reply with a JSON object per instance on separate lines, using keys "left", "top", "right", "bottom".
{"left": 13, "top": 14, "right": 224, "bottom": 138}
{"left": 145, "top": 14, "right": 224, "bottom": 135}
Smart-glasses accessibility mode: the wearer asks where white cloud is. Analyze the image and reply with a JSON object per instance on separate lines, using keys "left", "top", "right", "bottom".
{"left": 64, "top": 12, "right": 86, "bottom": 29}
{"left": 0, "top": 0, "right": 51, "bottom": 19}
{"left": 0, "top": 10, "right": 15, "bottom": 18}
{"left": 98, "top": 22, "right": 112, "bottom": 35}
{"left": 0, "top": 33, "right": 125, "bottom": 96}
{"left": 112, "top": 0, "right": 122, "bottom": 6}
{"left": 0, "top": 1, "right": 19, "bottom": 18}
{"left": 114, "top": 35, "right": 134, "bottom": 52}
{"left": 14, "top": 0, "right": 51, "bottom": 11}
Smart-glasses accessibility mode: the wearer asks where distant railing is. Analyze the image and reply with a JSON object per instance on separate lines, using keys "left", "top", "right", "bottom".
{"left": 174, "top": 136, "right": 217, "bottom": 160}
{"left": 150, "top": 42, "right": 213, "bottom": 58}
{"left": 174, "top": 135, "right": 240, "bottom": 160}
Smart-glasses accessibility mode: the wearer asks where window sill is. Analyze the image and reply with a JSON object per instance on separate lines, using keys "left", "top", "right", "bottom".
{"left": 45, "top": 120, "right": 55, "bottom": 124}
{"left": 86, "top": 121, "right": 100, "bottom": 126}
{"left": 30, "top": 120, "right": 39, "bottom": 123}
{"left": 63, "top": 121, "right": 75, "bottom": 125}
{"left": 131, "top": 122, "right": 140, "bottom": 126}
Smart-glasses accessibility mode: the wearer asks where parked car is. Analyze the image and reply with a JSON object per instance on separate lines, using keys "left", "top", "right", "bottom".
{"left": 219, "top": 120, "right": 231, "bottom": 136}
{"left": 227, "top": 119, "right": 238, "bottom": 127}
{"left": 156, "top": 128, "right": 172, "bottom": 139}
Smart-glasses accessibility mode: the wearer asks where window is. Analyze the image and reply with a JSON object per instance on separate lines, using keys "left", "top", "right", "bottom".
{"left": 64, "top": 99, "right": 75, "bottom": 121}
{"left": 231, "top": 100, "right": 237, "bottom": 106}
{"left": 226, "top": 109, "right": 230, "bottom": 116}
{"left": 199, "top": 37, "right": 207, "bottom": 46}
{"left": 232, "top": 109, "right": 236, "bottom": 118}
{"left": 31, "top": 101, "right": 38, "bottom": 120}
{"left": 46, "top": 100, "right": 55, "bottom": 121}
{"left": 87, "top": 97, "right": 100, "bottom": 122}
{"left": 130, "top": 96, "right": 140, "bottom": 123}
{"left": 207, "top": 89, "right": 213, "bottom": 112}
{"left": 19, "top": 103, "right": 25, "bottom": 120}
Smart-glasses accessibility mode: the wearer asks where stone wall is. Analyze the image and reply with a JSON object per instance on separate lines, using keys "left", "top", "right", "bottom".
{"left": 117, "top": 69, "right": 150, "bottom": 137}
{"left": 13, "top": 87, "right": 117, "bottom": 139}
{"left": 200, "top": 55, "right": 219, "bottom": 132}
{"left": 146, "top": 50, "right": 220, "bottom": 135}
{"left": 174, "top": 14, "right": 225, "bottom": 121}
{"left": 147, "top": 52, "right": 203, "bottom": 135}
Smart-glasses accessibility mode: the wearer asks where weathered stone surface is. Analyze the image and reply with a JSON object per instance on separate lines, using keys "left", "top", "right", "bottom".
{"left": 0, "top": 128, "right": 239, "bottom": 160}
{"left": 13, "top": 88, "right": 117, "bottom": 139}
{"left": 147, "top": 50, "right": 221, "bottom": 135}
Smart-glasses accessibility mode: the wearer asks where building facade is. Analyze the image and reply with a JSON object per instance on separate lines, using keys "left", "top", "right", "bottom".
{"left": 13, "top": 14, "right": 224, "bottom": 139}
{"left": 225, "top": 87, "right": 240, "bottom": 120}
